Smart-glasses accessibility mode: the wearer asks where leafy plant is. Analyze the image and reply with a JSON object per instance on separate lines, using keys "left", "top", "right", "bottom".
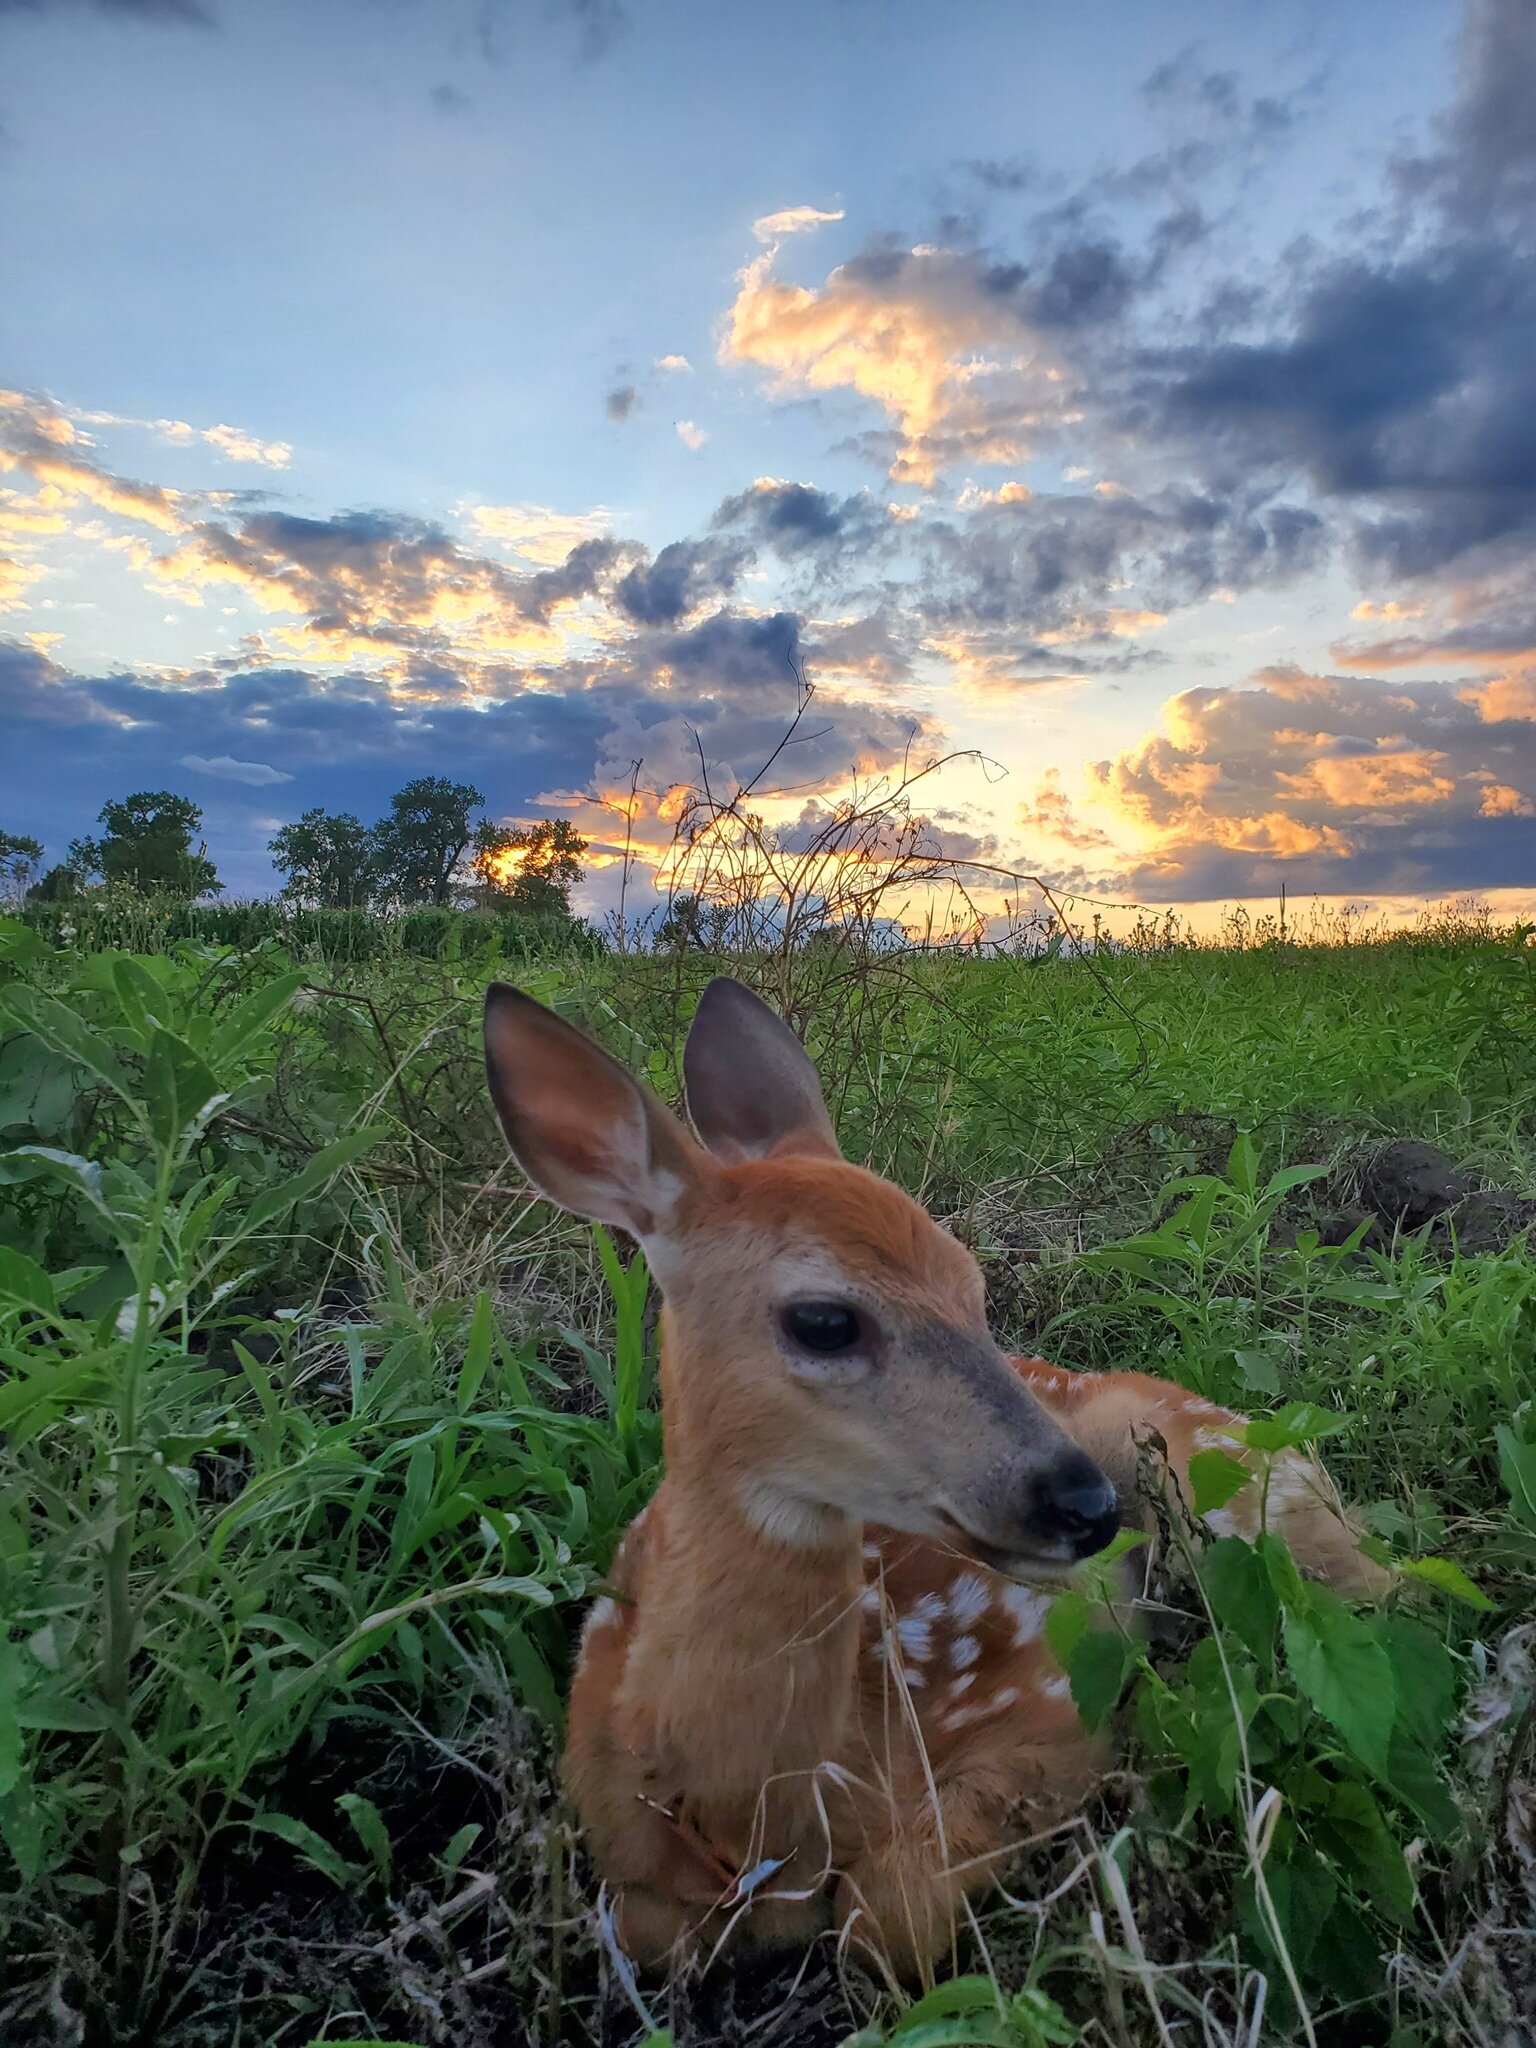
{"left": 1043, "top": 1406, "right": 1470, "bottom": 2022}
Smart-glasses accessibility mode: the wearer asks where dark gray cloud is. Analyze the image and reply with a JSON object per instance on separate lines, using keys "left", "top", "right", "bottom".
{"left": 0, "top": 637, "right": 613, "bottom": 889}
{"left": 612, "top": 538, "right": 750, "bottom": 626}
{"left": 619, "top": 609, "right": 803, "bottom": 695}
{"left": 1136, "top": 0, "right": 1536, "bottom": 583}
{"left": 604, "top": 383, "right": 639, "bottom": 421}
{"left": 712, "top": 480, "right": 887, "bottom": 573}
{"left": 919, "top": 484, "right": 1323, "bottom": 650}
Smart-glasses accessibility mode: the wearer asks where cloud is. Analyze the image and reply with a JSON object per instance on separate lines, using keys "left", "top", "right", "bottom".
{"left": 0, "top": 635, "right": 625, "bottom": 887}
{"left": 1, "top": 389, "right": 187, "bottom": 533}
{"left": 712, "top": 476, "right": 884, "bottom": 562}
{"left": 430, "top": 82, "right": 472, "bottom": 115}
{"left": 1135, "top": 1, "right": 1536, "bottom": 586}
{"left": 122, "top": 506, "right": 620, "bottom": 674}
{"left": 752, "top": 204, "right": 845, "bottom": 244}
{"left": 966, "top": 52, "right": 1317, "bottom": 208}
{"left": 615, "top": 607, "right": 804, "bottom": 695}
{"left": 199, "top": 422, "right": 291, "bottom": 466}
{"left": 605, "top": 383, "right": 639, "bottom": 421}
{"left": 916, "top": 482, "right": 1322, "bottom": 653}
{"left": 179, "top": 753, "right": 293, "bottom": 785}
{"left": 0, "top": 0, "right": 212, "bottom": 22}
{"left": 1017, "top": 769, "right": 1115, "bottom": 853}
{"left": 68, "top": 405, "right": 290, "bottom": 467}
{"left": 1088, "top": 664, "right": 1536, "bottom": 898}
{"left": 468, "top": 501, "right": 612, "bottom": 565}
{"left": 1461, "top": 669, "right": 1536, "bottom": 723}
{"left": 674, "top": 419, "right": 707, "bottom": 450}
{"left": 0, "top": 553, "right": 44, "bottom": 609}
{"left": 655, "top": 353, "right": 692, "bottom": 372}
{"left": 612, "top": 539, "right": 749, "bottom": 626}
{"left": 723, "top": 240, "right": 1092, "bottom": 486}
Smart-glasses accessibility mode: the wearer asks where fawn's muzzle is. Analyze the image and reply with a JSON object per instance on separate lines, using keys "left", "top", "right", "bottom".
{"left": 1026, "top": 1451, "right": 1120, "bottom": 1561}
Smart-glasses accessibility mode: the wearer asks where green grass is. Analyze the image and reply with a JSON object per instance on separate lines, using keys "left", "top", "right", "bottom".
{"left": 0, "top": 907, "right": 1533, "bottom": 2046}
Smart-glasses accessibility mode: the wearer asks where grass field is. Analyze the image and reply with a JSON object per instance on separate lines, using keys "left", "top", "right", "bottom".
{"left": 1, "top": 903, "right": 1533, "bottom": 2047}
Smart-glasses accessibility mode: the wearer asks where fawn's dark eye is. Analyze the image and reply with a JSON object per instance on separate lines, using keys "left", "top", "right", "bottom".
{"left": 782, "top": 1301, "right": 862, "bottom": 1355}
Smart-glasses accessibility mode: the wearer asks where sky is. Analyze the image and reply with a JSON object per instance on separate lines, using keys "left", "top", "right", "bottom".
{"left": 3, "top": 0, "right": 1536, "bottom": 930}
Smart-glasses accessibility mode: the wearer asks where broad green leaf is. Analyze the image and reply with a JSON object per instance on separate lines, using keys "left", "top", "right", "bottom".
{"left": 209, "top": 969, "right": 305, "bottom": 1063}
{"left": 1200, "top": 1536, "right": 1278, "bottom": 1663}
{"left": 1383, "top": 1727, "right": 1461, "bottom": 1841}
{"left": 0, "top": 1781, "right": 42, "bottom": 1880}
{"left": 0, "top": 1146, "right": 115, "bottom": 1227}
{"left": 439, "top": 1823, "right": 481, "bottom": 1875}
{"left": 1234, "top": 1348, "right": 1281, "bottom": 1394}
{"left": 1379, "top": 1614, "right": 1460, "bottom": 1755}
{"left": 1255, "top": 1530, "right": 1307, "bottom": 1610}
{"left": 0, "top": 987, "right": 135, "bottom": 1110}
{"left": 1043, "top": 1590, "right": 1093, "bottom": 1665}
{"left": 1315, "top": 1779, "right": 1415, "bottom": 1923}
{"left": 1227, "top": 1130, "right": 1259, "bottom": 1196}
{"left": 887, "top": 1977, "right": 1001, "bottom": 2027}
{"left": 142, "top": 1028, "right": 221, "bottom": 1151}
{"left": 1081, "top": 1525, "right": 1148, "bottom": 1570}
{"left": 1398, "top": 1554, "right": 1493, "bottom": 1608}
{"left": 0, "top": 1245, "right": 56, "bottom": 1317}
{"left": 1190, "top": 1448, "right": 1252, "bottom": 1515}
{"left": 1067, "top": 1629, "right": 1135, "bottom": 1730}
{"left": 1242, "top": 1402, "right": 1349, "bottom": 1454}
{"left": 456, "top": 1291, "right": 495, "bottom": 1414}
{"left": 1283, "top": 1595, "right": 1396, "bottom": 1774}
{"left": 0, "top": 1037, "right": 78, "bottom": 1138}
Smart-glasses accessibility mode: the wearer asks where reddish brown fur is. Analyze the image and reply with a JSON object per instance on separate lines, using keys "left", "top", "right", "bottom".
{"left": 564, "top": 1158, "right": 1386, "bottom": 1979}
{"left": 481, "top": 982, "right": 1384, "bottom": 1979}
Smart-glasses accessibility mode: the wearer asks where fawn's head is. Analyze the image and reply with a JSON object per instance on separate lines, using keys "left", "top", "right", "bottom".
{"left": 484, "top": 977, "right": 1117, "bottom": 1572}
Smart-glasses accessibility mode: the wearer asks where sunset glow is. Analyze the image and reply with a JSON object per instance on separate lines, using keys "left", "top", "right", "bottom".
{"left": 2, "top": 0, "right": 1533, "bottom": 933}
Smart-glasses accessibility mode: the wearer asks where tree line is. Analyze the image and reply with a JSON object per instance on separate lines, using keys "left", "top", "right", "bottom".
{"left": 0, "top": 779, "right": 587, "bottom": 918}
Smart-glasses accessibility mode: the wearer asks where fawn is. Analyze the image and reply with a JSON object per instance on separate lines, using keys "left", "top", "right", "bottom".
{"left": 483, "top": 976, "right": 1386, "bottom": 1977}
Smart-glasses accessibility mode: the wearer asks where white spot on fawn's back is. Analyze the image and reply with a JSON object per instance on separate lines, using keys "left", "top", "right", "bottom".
{"left": 1001, "top": 1584, "right": 1047, "bottom": 1646}
{"left": 948, "top": 1572, "right": 991, "bottom": 1628}
{"left": 896, "top": 1614, "right": 934, "bottom": 1662}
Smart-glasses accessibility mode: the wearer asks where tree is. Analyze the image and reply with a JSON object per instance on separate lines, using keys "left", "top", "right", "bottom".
{"left": 28, "top": 863, "right": 81, "bottom": 905}
{"left": 269, "top": 808, "right": 374, "bottom": 909}
{"left": 469, "top": 817, "right": 586, "bottom": 916}
{"left": 68, "top": 791, "right": 222, "bottom": 899}
{"left": 369, "top": 777, "right": 484, "bottom": 907}
{"left": 0, "top": 829, "right": 43, "bottom": 905}
{"left": 655, "top": 890, "right": 733, "bottom": 951}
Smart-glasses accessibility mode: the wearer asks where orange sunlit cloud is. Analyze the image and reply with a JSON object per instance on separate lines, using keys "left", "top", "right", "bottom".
{"left": 723, "top": 241, "right": 1076, "bottom": 486}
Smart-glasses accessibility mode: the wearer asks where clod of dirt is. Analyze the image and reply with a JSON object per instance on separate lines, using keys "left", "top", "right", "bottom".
{"left": 1357, "top": 1141, "right": 1536, "bottom": 1253}
{"left": 1359, "top": 1141, "right": 1480, "bottom": 1228}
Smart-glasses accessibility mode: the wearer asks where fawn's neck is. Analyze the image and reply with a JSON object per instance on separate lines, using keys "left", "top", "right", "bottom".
{"left": 630, "top": 1316, "right": 865, "bottom": 1809}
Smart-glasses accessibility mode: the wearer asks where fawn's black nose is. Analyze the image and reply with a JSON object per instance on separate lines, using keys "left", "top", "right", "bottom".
{"left": 1028, "top": 1452, "right": 1120, "bottom": 1560}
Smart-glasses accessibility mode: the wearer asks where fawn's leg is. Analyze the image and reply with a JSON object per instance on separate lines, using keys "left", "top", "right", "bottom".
{"left": 833, "top": 1739, "right": 1100, "bottom": 1981}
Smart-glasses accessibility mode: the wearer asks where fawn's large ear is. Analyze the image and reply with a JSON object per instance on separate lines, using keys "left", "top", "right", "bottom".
{"left": 683, "top": 978, "right": 840, "bottom": 1163}
{"left": 483, "top": 984, "right": 699, "bottom": 1240}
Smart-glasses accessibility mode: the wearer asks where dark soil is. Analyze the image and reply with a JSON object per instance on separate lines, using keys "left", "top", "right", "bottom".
{"left": 1355, "top": 1139, "right": 1536, "bottom": 1253}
